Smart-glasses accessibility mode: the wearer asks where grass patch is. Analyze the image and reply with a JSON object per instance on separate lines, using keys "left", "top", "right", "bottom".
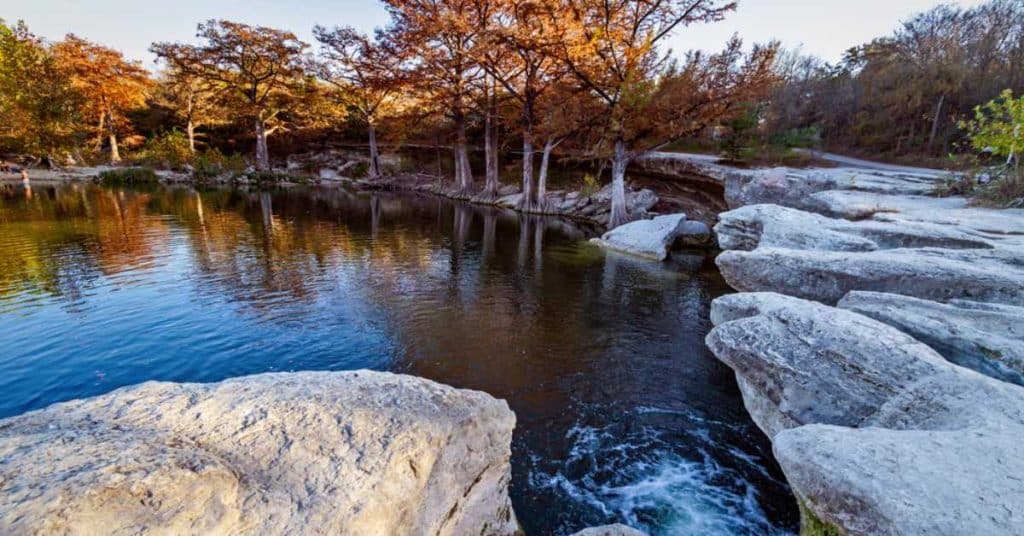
{"left": 98, "top": 167, "right": 160, "bottom": 186}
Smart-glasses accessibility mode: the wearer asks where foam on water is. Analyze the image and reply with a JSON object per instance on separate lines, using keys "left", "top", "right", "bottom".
{"left": 528, "top": 411, "right": 793, "bottom": 536}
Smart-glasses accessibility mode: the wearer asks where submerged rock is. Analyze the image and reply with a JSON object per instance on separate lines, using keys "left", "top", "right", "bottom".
{"left": 706, "top": 293, "right": 1024, "bottom": 535}
{"left": 590, "top": 213, "right": 688, "bottom": 261}
{"left": 572, "top": 524, "right": 648, "bottom": 536}
{"left": 838, "top": 291, "right": 1024, "bottom": 385}
{"left": 0, "top": 371, "right": 519, "bottom": 535}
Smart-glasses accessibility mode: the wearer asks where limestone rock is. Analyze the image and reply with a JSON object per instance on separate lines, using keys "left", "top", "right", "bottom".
{"left": 0, "top": 371, "right": 519, "bottom": 536}
{"left": 715, "top": 204, "right": 994, "bottom": 252}
{"left": 590, "top": 213, "right": 688, "bottom": 261}
{"left": 720, "top": 166, "right": 945, "bottom": 210}
{"left": 674, "top": 219, "right": 713, "bottom": 246}
{"left": 572, "top": 524, "right": 648, "bottom": 536}
{"left": 716, "top": 246, "right": 1024, "bottom": 306}
{"left": 776, "top": 424, "right": 1024, "bottom": 536}
{"left": 706, "top": 294, "right": 1024, "bottom": 536}
{"left": 838, "top": 291, "right": 1024, "bottom": 385}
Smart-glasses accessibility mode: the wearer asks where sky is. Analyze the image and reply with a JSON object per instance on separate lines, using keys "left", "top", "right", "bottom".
{"left": 2, "top": 0, "right": 989, "bottom": 67}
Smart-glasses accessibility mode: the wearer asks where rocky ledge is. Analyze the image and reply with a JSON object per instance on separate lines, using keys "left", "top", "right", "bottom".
{"left": 0, "top": 371, "right": 519, "bottom": 535}
{"left": 705, "top": 163, "right": 1024, "bottom": 534}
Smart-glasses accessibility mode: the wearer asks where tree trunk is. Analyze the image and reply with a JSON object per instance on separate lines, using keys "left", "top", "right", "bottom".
{"left": 483, "top": 75, "right": 500, "bottom": 198}
{"left": 608, "top": 138, "right": 630, "bottom": 229}
{"left": 927, "top": 94, "right": 946, "bottom": 155}
{"left": 254, "top": 116, "right": 270, "bottom": 171}
{"left": 455, "top": 119, "right": 472, "bottom": 192}
{"left": 368, "top": 121, "right": 381, "bottom": 178}
{"left": 186, "top": 120, "right": 196, "bottom": 154}
{"left": 537, "top": 137, "right": 555, "bottom": 211}
{"left": 108, "top": 134, "right": 121, "bottom": 163}
{"left": 94, "top": 114, "right": 105, "bottom": 151}
{"left": 521, "top": 128, "right": 535, "bottom": 212}
{"left": 106, "top": 112, "right": 120, "bottom": 163}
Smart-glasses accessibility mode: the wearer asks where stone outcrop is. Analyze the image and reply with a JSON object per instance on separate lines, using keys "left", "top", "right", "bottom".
{"left": 716, "top": 246, "right": 1024, "bottom": 306}
{"left": 0, "top": 371, "right": 519, "bottom": 536}
{"left": 715, "top": 204, "right": 995, "bottom": 252}
{"left": 838, "top": 291, "right": 1024, "bottom": 385}
{"left": 590, "top": 213, "right": 688, "bottom": 260}
{"left": 705, "top": 160, "right": 1024, "bottom": 535}
{"left": 707, "top": 293, "right": 1024, "bottom": 535}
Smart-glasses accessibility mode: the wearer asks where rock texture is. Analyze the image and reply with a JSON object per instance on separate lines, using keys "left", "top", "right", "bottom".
{"left": 707, "top": 293, "right": 1024, "bottom": 535}
{"left": 572, "top": 524, "right": 648, "bottom": 536}
{"left": 716, "top": 246, "right": 1024, "bottom": 306}
{"left": 590, "top": 213, "right": 688, "bottom": 260}
{"left": 838, "top": 291, "right": 1024, "bottom": 385}
{"left": 705, "top": 160, "right": 1024, "bottom": 535}
{"left": 0, "top": 371, "right": 519, "bottom": 536}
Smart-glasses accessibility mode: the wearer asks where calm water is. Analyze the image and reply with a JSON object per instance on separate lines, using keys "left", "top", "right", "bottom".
{"left": 0, "top": 182, "right": 797, "bottom": 535}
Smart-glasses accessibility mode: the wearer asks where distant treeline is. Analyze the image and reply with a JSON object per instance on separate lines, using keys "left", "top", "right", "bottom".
{"left": 1, "top": 0, "right": 1022, "bottom": 219}
{"left": 766, "top": 0, "right": 1024, "bottom": 159}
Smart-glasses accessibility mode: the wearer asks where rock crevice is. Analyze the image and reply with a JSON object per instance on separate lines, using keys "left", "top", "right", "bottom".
{"left": 706, "top": 163, "right": 1024, "bottom": 535}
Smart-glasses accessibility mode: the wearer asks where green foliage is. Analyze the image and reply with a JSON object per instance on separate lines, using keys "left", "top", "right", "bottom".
{"left": 137, "top": 130, "right": 192, "bottom": 170}
{"left": 954, "top": 91, "right": 1024, "bottom": 207}
{"left": 348, "top": 161, "right": 370, "bottom": 179}
{"left": 961, "top": 89, "right": 1024, "bottom": 164}
{"left": 98, "top": 167, "right": 160, "bottom": 186}
{"left": 720, "top": 105, "right": 761, "bottom": 160}
{"left": 192, "top": 149, "right": 247, "bottom": 180}
{"left": 579, "top": 173, "right": 601, "bottom": 196}
{"left": 774, "top": 126, "right": 822, "bottom": 149}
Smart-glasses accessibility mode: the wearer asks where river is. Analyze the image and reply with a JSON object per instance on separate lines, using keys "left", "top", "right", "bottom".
{"left": 0, "top": 182, "right": 797, "bottom": 535}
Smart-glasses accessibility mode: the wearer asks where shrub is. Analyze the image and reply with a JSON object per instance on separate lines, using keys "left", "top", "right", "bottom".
{"left": 192, "top": 149, "right": 247, "bottom": 181}
{"left": 958, "top": 91, "right": 1024, "bottom": 207}
{"left": 579, "top": 173, "right": 600, "bottom": 196}
{"left": 98, "top": 167, "right": 160, "bottom": 186}
{"left": 348, "top": 161, "right": 370, "bottom": 179}
{"left": 774, "top": 126, "right": 823, "bottom": 149}
{"left": 137, "top": 130, "right": 192, "bottom": 170}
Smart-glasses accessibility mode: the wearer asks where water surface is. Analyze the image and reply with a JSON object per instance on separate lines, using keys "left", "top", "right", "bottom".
{"left": 0, "top": 182, "right": 797, "bottom": 535}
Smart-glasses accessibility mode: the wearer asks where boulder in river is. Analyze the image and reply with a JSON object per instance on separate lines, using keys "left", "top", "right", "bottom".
{"left": 0, "top": 371, "right": 519, "bottom": 535}
{"left": 591, "top": 213, "right": 689, "bottom": 261}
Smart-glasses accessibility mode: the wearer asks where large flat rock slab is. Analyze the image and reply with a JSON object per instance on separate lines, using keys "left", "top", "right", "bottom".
{"left": 706, "top": 293, "right": 1024, "bottom": 535}
{"left": 839, "top": 291, "right": 1024, "bottom": 385}
{"left": 0, "top": 371, "right": 519, "bottom": 535}
{"left": 716, "top": 204, "right": 995, "bottom": 252}
{"left": 716, "top": 246, "right": 1024, "bottom": 306}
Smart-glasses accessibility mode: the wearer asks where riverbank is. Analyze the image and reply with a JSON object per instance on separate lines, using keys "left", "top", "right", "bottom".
{"left": 705, "top": 163, "right": 1024, "bottom": 533}
{"left": 1, "top": 149, "right": 732, "bottom": 233}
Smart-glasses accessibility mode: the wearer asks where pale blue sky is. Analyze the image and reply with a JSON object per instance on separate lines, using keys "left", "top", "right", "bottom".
{"left": 2, "top": 0, "right": 987, "bottom": 66}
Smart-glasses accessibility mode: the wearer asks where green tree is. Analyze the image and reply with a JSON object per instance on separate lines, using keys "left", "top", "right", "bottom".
{"left": 962, "top": 89, "right": 1024, "bottom": 168}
